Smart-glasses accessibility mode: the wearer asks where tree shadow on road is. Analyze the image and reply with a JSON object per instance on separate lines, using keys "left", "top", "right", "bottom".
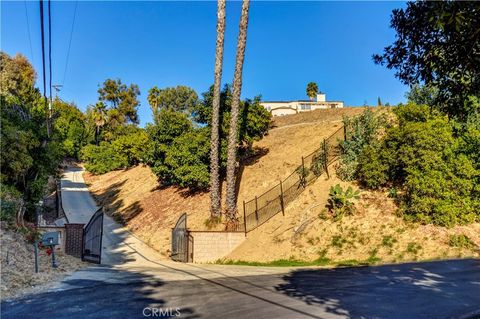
{"left": 0, "top": 267, "right": 200, "bottom": 319}
{"left": 275, "top": 258, "right": 480, "bottom": 319}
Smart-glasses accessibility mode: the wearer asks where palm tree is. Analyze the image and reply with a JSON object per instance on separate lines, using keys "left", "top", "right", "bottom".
{"left": 91, "top": 102, "right": 107, "bottom": 145}
{"left": 209, "top": 0, "right": 227, "bottom": 218}
{"left": 306, "top": 82, "right": 319, "bottom": 100}
{"left": 225, "top": 0, "right": 250, "bottom": 228}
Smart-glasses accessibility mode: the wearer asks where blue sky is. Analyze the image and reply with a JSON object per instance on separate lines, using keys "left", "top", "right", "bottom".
{"left": 2, "top": 1, "right": 408, "bottom": 126}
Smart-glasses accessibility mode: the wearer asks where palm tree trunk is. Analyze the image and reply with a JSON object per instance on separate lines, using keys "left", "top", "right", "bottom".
{"left": 225, "top": 0, "right": 250, "bottom": 227}
{"left": 209, "top": 0, "right": 227, "bottom": 218}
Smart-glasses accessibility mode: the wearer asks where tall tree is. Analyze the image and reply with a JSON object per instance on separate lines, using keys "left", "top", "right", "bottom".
{"left": 87, "top": 102, "right": 108, "bottom": 145}
{"left": 209, "top": 0, "right": 226, "bottom": 218}
{"left": 306, "top": 82, "right": 319, "bottom": 100}
{"left": 225, "top": 0, "right": 250, "bottom": 227}
{"left": 373, "top": 1, "right": 480, "bottom": 119}
{"left": 377, "top": 97, "right": 382, "bottom": 106}
{"left": 147, "top": 85, "right": 198, "bottom": 123}
{"left": 98, "top": 78, "right": 140, "bottom": 125}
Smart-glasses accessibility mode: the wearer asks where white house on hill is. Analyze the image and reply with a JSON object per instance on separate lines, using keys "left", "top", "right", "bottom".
{"left": 261, "top": 93, "right": 344, "bottom": 117}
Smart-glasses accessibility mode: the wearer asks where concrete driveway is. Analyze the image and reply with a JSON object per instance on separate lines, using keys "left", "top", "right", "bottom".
{"left": 1, "top": 167, "right": 479, "bottom": 318}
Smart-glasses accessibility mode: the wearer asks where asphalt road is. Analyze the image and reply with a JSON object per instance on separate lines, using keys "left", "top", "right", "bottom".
{"left": 2, "top": 167, "right": 479, "bottom": 319}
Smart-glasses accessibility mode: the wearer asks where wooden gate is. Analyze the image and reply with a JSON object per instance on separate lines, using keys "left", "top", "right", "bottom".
{"left": 171, "top": 213, "right": 192, "bottom": 262}
{"left": 82, "top": 208, "right": 104, "bottom": 264}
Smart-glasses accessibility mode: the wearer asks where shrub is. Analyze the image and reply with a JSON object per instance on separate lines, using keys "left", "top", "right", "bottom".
{"left": 336, "top": 108, "right": 388, "bottom": 181}
{"left": 80, "top": 142, "right": 128, "bottom": 174}
{"left": 355, "top": 104, "right": 480, "bottom": 227}
{"left": 163, "top": 129, "right": 211, "bottom": 190}
{"left": 0, "top": 184, "right": 22, "bottom": 225}
{"left": 327, "top": 184, "right": 360, "bottom": 221}
{"left": 357, "top": 144, "right": 390, "bottom": 189}
{"left": 406, "top": 242, "right": 422, "bottom": 254}
{"left": 448, "top": 234, "right": 475, "bottom": 249}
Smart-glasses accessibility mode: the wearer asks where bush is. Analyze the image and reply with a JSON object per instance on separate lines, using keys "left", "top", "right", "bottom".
{"left": 357, "top": 144, "right": 390, "bottom": 189}
{"left": 326, "top": 184, "right": 360, "bottom": 221}
{"left": 0, "top": 184, "right": 22, "bottom": 225}
{"left": 80, "top": 142, "right": 128, "bottom": 174}
{"left": 336, "top": 108, "right": 388, "bottom": 181}
{"left": 448, "top": 234, "right": 475, "bottom": 249}
{"left": 356, "top": 103, "right": 480, "bottom": 227}
{"left": 163, "top": 129, "right": 211, "bottom": 190}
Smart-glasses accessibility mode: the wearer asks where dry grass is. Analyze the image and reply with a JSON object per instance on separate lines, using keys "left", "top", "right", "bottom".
{"left": 84, "top": 108, "right": 362, "bottom": 258}
{"left": 83, "top": 107, "right": 480, "bottom": 264}
{"left": 1, "top": 225, "right": 87, "bottom": 300}
{"left": 226, "top": 169, "right": 480, "bottom": 264}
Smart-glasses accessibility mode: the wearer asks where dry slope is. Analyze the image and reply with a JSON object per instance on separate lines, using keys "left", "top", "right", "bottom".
{"left": 84, "top": 107, "right": 365, "bottom": 257}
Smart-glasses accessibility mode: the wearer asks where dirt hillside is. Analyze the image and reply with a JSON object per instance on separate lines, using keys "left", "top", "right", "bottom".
{"left": 1, "top": 225, "right": 86, "bottom": 300}
{"left": 84, "top": 107, "right": 365, "bottom": 258}
{"left": 227, "top": 169, "right": 480, "bottom": 264}
{"left": 84, "top": 106, "right": 479, "bottom": 264}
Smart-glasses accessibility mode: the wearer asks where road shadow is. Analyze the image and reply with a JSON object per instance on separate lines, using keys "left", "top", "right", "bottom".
{"left": 0, "top": 267, "right": 200, "bottom": 319}
{"left": 275, "top": 258, "right": 480, "bottom": 319}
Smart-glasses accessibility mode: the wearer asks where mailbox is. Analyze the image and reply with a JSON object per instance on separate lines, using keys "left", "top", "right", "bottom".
{"left": 41, "top": 232, "right": 60, "bottom": 246}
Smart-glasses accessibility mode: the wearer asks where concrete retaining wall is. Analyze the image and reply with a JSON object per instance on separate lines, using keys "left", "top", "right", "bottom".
{"left": 190, "top": 231, "right": 245, "bottom": 263}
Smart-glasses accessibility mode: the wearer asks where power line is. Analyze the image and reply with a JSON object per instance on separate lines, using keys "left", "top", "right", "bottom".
{"left": 62, "top": 0, "right": 78, "bottom": 87}
{"left": 39, "top": 0, "right": 50, "bottom": 137}
{"left": 23, "top": 0, "right": 34, "bottom": 63}
{"left": 48, "top": 0, "right": 52, "bottom": 105}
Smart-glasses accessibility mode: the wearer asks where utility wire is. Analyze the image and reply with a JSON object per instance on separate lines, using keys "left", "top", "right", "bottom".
{"left": 48, "top": 0, "right": 52, "bottom": 104}
{"left": 39, "top": 0, "right": 50, "bottom": 138}
{"left": 24, "top": 0, "right": 35, "bottom": 64}
{"left": 62, "top": 0, "right": 78, "bottom": 87}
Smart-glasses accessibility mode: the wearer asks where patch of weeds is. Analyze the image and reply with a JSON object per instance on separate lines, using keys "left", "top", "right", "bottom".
{"left": 316, "top": 249, "right": 331, "bottom": 265}
{"left": 331, "top": 235, "right": 348, "bottom": 248}
{"left": 318, "top": 209, "right": 329, "bottom": 220}
{"left": 204, "top": 216, "right": 222, "bottom": 229}
{"left": 448, "top": 234, "right": 475, "bottom": 249}
{"left": 367, "top": 248, "right": 381, "bottom": 264}
{"left": 382, "top": 235, "right": 398, "bottom": 248}
{"left": 388, "top": 187, "right": 398, "bottom": 198}
{"left": 406, "top": 242, "right": 422, "bottom": 255}
{"left": 396, "top": 227, "right": 406, "bottom": 234}
{"left": 335, "top": 259, "right": 362, "bottom": 267}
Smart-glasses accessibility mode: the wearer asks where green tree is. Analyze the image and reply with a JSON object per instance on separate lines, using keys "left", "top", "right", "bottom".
{"left": 147, "top": 85, "right": 199, "bottom": 122}
{"left": 226, "top": 0, "right": 251, "bottom": 227}
{"left": 357, "top": 104, "right": 480, "bottom": 226}
{"left": 373, "top": 1, "right": 480, "bottom": 119}
{"left": 306, "top": 82, "right": 319, "bottom": 100}
{"left": 377, "top": 97, "right": 382, "bottom": 106}
{"left": 209, "top": 0, "right": 227, "bottom": 218}
{"left": 145, "top": 109, "right": 193, "bottom": 182}
{"left": 52, "top": 99, "right": 91, "bottom": 158}
{"left": 0, "top": 52, "right": 63, "bottom": 219}
{"left": 97, "top": 78, "right": 140, "bottom": 125}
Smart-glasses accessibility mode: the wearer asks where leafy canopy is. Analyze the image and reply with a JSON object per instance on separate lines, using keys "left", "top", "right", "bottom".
{"left": 374, "top": 1, "right": 480, "bottom": 118}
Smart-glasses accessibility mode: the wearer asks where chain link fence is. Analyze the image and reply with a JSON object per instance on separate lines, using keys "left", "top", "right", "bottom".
{"left": 240, "top": 125, "right": 347, "bottom": 233}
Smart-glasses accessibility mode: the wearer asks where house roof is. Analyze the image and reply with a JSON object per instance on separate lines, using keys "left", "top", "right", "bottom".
{"left": 262, "top": 100, "right": 344, "bottom": 104}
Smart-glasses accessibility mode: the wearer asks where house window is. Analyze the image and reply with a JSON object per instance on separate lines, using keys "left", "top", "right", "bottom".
{"left": 300, "top": 104, "right": 311, "bottom": 110}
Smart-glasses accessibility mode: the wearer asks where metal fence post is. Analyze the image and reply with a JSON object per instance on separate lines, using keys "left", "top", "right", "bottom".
{"left": 301, "top": 156, "right": 306, "bottom": 187}
{"left": 279, "top": 180, "right": 285, "bottom": 216}
{"left": 243, "top": 201, "right": 247, "bottom": 236}
{"left": 343, "top": 124, "right": 347, "bottom": 141}
{"left": 323, "top": 139, "right": 330, "bottom": 179}
{"left": 254, "top": 196, "right": 259, "bottom": 226}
